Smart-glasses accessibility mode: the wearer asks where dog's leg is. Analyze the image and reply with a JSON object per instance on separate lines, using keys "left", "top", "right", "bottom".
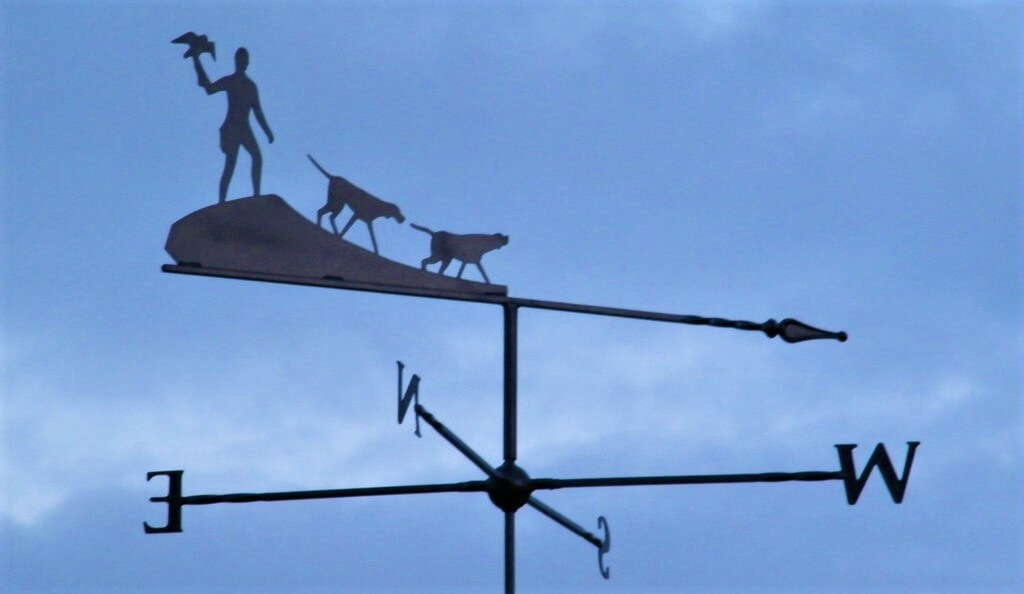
{"left": 366, "top": 222, "right": 380, "bottom": 255}
{"left": 476, "top": 263, "right": 491, "bottom": 284}
{"left": 456, "top": 262, "right": 467, "bottom": 279}
{"left": 317, "top": 206, "right": 335, "bottom": 231}
{"left": 338, "top": 213, "right": 358, "bottom": 238}
{"left": 438, "top": 259, "right": 451, "bottom": 276}
{"left": 328, "top": 210, "right": 340, "bottom": 234}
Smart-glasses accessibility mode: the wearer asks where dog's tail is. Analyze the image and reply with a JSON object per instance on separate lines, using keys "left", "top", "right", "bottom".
{"left": 307, "top": 154, "right": 332, "bottom": 179}
{"left": 410, "top": 223, "right": 435, "bottom": 235}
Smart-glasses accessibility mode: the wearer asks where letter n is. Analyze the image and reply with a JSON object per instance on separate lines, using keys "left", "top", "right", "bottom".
{"left": 397, "top": 361, "right": 421, "bottom": 437}
{"left": 835, "top": 442, "right": 920, "bottom": 504}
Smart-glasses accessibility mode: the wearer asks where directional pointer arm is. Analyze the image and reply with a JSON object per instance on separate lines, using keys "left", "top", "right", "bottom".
{"left": 527, "top": 497, "right": 603, "bottom": 549}
{"left": 143, "top": 469, "right": 488, "bottom": 533}
{"left": 414, "top": 404, "right": 500, "bottom": 480}
{"left": 528, "top": 497, "right": 611, "bottom": 579}
{"left": 531, "top": 469, "right": 844, "bottom": 490}
{"left": 182, "top": 480, "right": 489, "bottom": 505}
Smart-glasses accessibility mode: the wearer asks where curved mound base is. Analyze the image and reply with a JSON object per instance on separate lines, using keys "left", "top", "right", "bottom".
{"left": 165, "top": 195, "right": 507, "bottom": 295}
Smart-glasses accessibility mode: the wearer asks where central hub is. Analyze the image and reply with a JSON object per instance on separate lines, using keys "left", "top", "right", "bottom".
{"left": 486, "top": 461, "right": 533, "bottom": 512}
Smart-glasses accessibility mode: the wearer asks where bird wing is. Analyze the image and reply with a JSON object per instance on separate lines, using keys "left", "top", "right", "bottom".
{"left": 172, "top": 31, "right": 199, "bottom": 45}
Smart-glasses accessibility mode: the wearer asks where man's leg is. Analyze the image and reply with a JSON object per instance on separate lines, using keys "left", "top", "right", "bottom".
{"left": 243, "top": 136, "right": 263, "bottom": 197}
{"left": 219, "top": 126, "right": 241, "bottom": 203}
{"left": 219, "top": 147, "right": 238, "bottom": 203}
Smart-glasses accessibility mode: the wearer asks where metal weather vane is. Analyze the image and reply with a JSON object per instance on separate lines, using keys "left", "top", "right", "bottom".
{"left": 149, "top": 33, "right": 920, "bottom": 592}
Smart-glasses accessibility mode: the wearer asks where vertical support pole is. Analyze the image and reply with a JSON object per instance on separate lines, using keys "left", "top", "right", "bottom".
{"left": 503, "top": 303, "right": 518, "bottom": 463}
{"left": 503, "top": 303, "right": 518, "bottom": 593}
{"left": 505, "top": 511, "right": 515, "bottom": 594}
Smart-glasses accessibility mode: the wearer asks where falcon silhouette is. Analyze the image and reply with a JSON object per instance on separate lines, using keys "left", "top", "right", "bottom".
{"left": 172, "top": 32, "right": 216, "bottom": 60}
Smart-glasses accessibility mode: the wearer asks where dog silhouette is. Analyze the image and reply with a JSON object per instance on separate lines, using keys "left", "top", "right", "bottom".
{"left": 309, "top": 155, "right": 405, "bottom": 255}
{"left": 410, "top": 223, "right": 508, "bottom": 284}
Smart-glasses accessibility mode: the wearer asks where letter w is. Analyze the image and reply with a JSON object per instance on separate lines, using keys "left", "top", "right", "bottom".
{"left": 397, "top": 361, "right": 421, "bottom": 437}
{"left": 835, "top": 442, "right": 920, "bottom": 504}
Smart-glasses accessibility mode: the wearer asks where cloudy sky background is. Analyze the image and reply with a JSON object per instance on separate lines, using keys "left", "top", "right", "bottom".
{"left": 2, "top": 1, "right": 1021, "bottom": 592}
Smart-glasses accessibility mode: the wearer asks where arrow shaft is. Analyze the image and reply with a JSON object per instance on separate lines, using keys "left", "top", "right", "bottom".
{"left": 508, "top": 296, "right": 764, "bottom": 330}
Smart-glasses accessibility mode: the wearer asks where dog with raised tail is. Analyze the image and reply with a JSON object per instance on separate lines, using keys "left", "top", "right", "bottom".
{"left": 410, "top": 223, "right": 508, "bottom": 284}
{"left": 308, "top": 154, "right": 405, "bottom": 255}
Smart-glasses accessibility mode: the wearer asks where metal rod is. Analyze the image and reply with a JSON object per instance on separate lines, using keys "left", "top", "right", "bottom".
{"left": 508, "top": 296, "right": 767, "bottom": 329}
{"left": 180, "top": 480, "right": 489, "bottom": 505}
{"left": 503, "top": 303, "right": 518, "bottom": 463}
{"left": 415, "top": 404, "right": 499, "bottom": 479}
{"left": 161, "top": 265, "right": 845, "bottom": 341}
{"left": 505, "top": 511, "right": 515, "bottom": 594}
{"left": 531, "top": 470, "right": 844, "bottom": 490}
{"left": 527, "top": 497, "right": 604, "bottom": 549}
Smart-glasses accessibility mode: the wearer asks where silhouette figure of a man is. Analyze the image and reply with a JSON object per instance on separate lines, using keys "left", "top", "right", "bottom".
{"left": 193, "top": 47, "right": 273, "bottom": 202}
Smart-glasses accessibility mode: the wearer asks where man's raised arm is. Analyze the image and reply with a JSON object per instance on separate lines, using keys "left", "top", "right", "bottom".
{"left": 192, "top": 55, "right": 221, "bottom": 95}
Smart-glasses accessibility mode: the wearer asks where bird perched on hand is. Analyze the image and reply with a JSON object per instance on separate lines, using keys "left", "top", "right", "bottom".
{"left": 172, "top": 32, "right": 216, "bottom": 60}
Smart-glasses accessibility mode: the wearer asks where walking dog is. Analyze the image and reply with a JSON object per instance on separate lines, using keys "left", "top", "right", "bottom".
{"left": 410, "top": 223, "right": 508, "bottom": 284}
{"left": 309, "top": 154, "right": 405, "bottom": 255}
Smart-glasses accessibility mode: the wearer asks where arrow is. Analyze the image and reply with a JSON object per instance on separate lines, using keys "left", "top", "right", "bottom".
{"left": 162, "top": 265, "right": 848, "bottom": 343}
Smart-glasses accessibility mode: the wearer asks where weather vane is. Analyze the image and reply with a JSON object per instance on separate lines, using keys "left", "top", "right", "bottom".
{"left": 148, "top": 33, "right": 919, "bottom": 592}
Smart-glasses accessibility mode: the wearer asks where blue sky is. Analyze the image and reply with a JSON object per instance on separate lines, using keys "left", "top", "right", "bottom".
{"left": 1, "top": 1, "right": 1021, "bottom": 592}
